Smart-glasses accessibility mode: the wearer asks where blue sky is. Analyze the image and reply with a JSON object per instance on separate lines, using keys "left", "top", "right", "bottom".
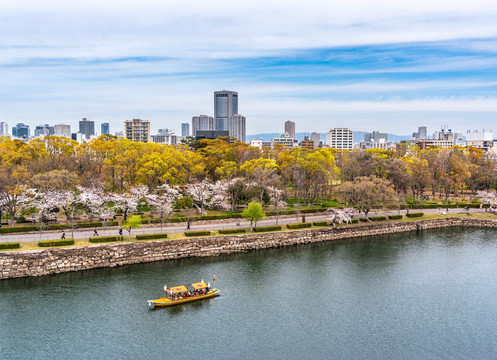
{"left": 1, "top": 0, "right": 497, "bottom": 136}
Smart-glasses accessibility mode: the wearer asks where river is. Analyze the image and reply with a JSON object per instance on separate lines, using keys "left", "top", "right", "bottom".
{"left": 1, "top": 228, "right": 497, "bottom": 359}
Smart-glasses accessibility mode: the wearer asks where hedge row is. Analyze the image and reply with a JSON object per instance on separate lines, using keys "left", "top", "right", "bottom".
{"left": 406, "top": 212, "right": 424, "bottom": 218}
{"left": 89, "top": 236, "right": 123, "bottom": 243}
{"left": 0, "top": 226, "right": 38, "bottom": 234}
{"left": 135, "top": 233, "right": 168, "bottom": 240}
{"left": 184, "top": 230, "right": 211, "bottom": 237}
{"left": 388, "top": 215, "right": 403, "bottom": 220}
{"left": 350, "top": 219, "right": 359, "bottom": 224}
{"left": 369, "top": 216, "right": 387, "bottom": 221}
{"left": 287, "top": 223, "right": 312, "bottom": 229}
{"left": 0, "top": 221, "right": 119, "bottom": 234}
{"left": 253, "top": 225, "right": 282, "bottom": 232}
{"left": 218, "top": 228, "right": 247, "bottom": 234}
{"left": 0, "top": 242, "right": 20, "bottom": 250}
{"left": 38, "top": 239, "right": 75, "bottom": 247}
{"left": 312, "top": 221, "right": 329, "bottom": 226}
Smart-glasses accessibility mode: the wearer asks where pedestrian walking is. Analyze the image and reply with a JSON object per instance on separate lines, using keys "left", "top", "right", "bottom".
{"left": 187, "top": 219, "right": 191, "bottom": 230}
{"left": 61, "top": 230, "right": 65, "bottom": 239}
{"left": 94, "top": 227, "right": 99, "bottom": 236}
{"left": 119, "top": 227, "right": 123, "bottom": 236}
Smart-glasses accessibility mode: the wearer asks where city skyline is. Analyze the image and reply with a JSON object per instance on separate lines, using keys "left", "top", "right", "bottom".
{"left": 1, "top": 1, "right": 497, "bottom": 134}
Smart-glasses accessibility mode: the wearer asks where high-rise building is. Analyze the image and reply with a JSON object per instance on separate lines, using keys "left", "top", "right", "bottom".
{"left": 54, "top": 123, "right": 71, "bottom": 137}
{"left": 412, "top": 126, "right": 428, "bottom": 140}
{"left": 181, "top": 123, "right": 190, "bottom": 137}
{"left": 124, "top": 119, "right": 150, "bottom": 142}
{"left": 12, "top": 123, "right": 30, "bottom": 138}
{"left": 285, "top": 120, "right": 296, "bottom": 139}
{"left": 79, "top": 118, "right": 95, "bottom": 139}
{"left": 311, "top": 132, "right": 321, "bottom": 148}
{"left": 34, "top": 124, "right": 55, "bottom": 137}
{"left": 0, "top": 122, "right": 9, "bottom": 136}
{"left": 365, "top": 131, "right": 388, "bottom": 143}
{"left": 192, "top": 115, "right": 214, "bottom": 137}
{"left": 214, "top": 90, "right": 238, "bottom": 131}
{"left": 101, "top": 123, "right": 110, "bottom": 135}
{"left": 229, "top": 114, "right": 246, "bottom": 142}
{"left": 326, "top": 128, "right": 354, "bottom": 150}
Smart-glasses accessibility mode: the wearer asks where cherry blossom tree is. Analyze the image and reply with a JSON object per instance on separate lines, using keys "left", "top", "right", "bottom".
{"left": 113, "top": 189, "right": 139, "bottom": 221}
{"left": 268, "top": 186, "right": 287, "bottom": 225}
{"left": 184, "top": 180, "right": 213, "bottom": 215}
{"left": 148, "top": 183, "right": 181, "bottom": 231}
{"left": 77, "top": 185, "right": 117, "bottom": 223}
{"left": 25, "top": 189, "right": 59, "bottom": 239}
{"left": 0, "top": 185, "right": 31, "bottom": 227}
{"left": 209, "top": 180, "right": 230, "bottom": 213}
{"left": 327, "top": 207, "right": 356, "bottom": 226}
{"left": 50, "top": 189, "right": 84, "bottom": 239}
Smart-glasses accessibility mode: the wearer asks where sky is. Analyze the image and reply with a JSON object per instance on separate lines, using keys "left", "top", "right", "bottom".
{"left": 1, "top": 0, "right": 497, "bottom": 136}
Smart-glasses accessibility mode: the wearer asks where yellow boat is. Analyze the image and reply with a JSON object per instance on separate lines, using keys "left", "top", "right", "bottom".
{"left": 147, "top": 280, "right": 220, "bottom": 309}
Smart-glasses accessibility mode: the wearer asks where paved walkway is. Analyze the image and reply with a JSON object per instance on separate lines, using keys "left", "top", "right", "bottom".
{"left": 0, "top": 208, "right": 487, "bottom": 243}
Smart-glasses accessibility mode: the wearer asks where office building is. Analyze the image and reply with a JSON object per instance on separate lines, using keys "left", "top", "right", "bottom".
{"left": 34, "top": 124, "right": 55, "bottom": 137}
{"left": 12, "top": 123, "right": 30, "bottom": 138}
{"left": 101, "top": 123, "right": 110, "bottom": 135}
{"left": 326, "top": 128, "right": 354, "bottom": 150}
{"left": 124, "top": 118, "right": 150, "bottom": 142}
{"left": 79, "top": 118, "right": 95, "bottom": 139}
{"left": 195, "top": 130, "right": 230, "bottom": 140}
{"left": 311, "top": 132, "right": 321, "bottom": 148}
{"left": 214, "top": 90, "right": 238, "bottom": 131}
{"left": 181, "top": 123, "right": 190, "bottom": 137}
{"left": 365, "top": 131, "right": 387, "bottom": 143}
{"left": 466, "top": 130, "right": 494, "bottom": 151}
{"left": 54, "top": 124, "right": 71, "bottom": 138}
{"left": 285, "top": 120, "right": 296, "bottom": 139}
{"left": 0, "top": 122, "right": 8, "bottom": 136}
{"left": 192, "top": 115, "right": 214, "bottom": 137}
{"left": 229, "top": 114, "right": 246, "bottom": 142}
{"left": 412, "top": 126, "right": 428, "bottom": 140}
{"left": 272, "top": 133, "right": 295, "bottom": 148}
{"left": 301, "top": 136, "right": 315, "bottom": 149}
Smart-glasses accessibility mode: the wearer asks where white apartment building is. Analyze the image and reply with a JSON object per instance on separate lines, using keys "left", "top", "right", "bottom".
{"left": 326, "top": 128, "right": 354, "bottom": 150}
{"left": 124, "top": 119, "right": 150, "bottom": 142}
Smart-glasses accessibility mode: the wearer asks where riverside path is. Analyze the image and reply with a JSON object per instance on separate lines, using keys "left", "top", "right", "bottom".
{"left": 0, "top": 208, "right": 487, "bottom": 243}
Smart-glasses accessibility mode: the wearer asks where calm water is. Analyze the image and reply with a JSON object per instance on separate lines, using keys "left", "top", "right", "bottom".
{"left": 1, "top": 228, "right": 497, "bottom": 360}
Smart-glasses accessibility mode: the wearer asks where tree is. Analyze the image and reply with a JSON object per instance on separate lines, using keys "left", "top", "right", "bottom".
{"left": 25, "top": 189, "right": 59, "bottom": 239}
{"left": 242, "top": 201, "right": 265, "bottom": 231}
{"left": 337, "top": 176, "right": 397, "bottom": 219}
{"left": 122, "top": 215, "right": 142, "bottom": 241}
{"left": 327, "top": 207, "right": 356, "bottom": 226}
{"left": 477, "top": 190, "right": 497, "bottom": 211}
{"left": 148, "top": 183, "right": 181, "bottom": 231}
{"left": 184, "top": 179, "right": 212, "bottom": 215}
{"left": 52, "top": 189, "right": 85, "bottom": 239}
{"left": 268, "top": 186, "right": 286, "bottom": 225}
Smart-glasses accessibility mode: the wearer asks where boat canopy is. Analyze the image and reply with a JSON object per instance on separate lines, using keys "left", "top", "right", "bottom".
{"left": 169, "top": 286, "right": 188, "bottom": 293}
{"left": 190, "top": 282, "right": 208, "bottom": 289}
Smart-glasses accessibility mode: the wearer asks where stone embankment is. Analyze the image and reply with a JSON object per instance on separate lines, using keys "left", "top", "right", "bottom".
{"left": 1, "top": 218, "right": 496, "bottom": 280}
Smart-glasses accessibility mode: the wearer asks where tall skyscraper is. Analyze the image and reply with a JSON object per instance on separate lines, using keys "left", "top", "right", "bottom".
{"left": 365, "top": 131, "right": 387, "bottom": 142}
{"left": 0, "top": 122, "right": 9, "bottom": 136}
{"left": 101, "top": 123, "right": 110, "bottom": 135}
{"left": 229, "top": 114, "right": 246, "bottom": 142}
{"left": 79, "top": 118, "right": 95, "bottom": 139}
{"left": 285, "top": 120, "right": 296, "bottom": 139}
{"left": 214, "top": 90, "right": 238, "bottom": 131}
{"left": 192, "top": 115, "right": 214, "bottom": 136}
{"left": 181, "top": 123, "right": 190, "bottom": 137}
{"left": 124, "top": 119, "right": 150, "bottom": 142}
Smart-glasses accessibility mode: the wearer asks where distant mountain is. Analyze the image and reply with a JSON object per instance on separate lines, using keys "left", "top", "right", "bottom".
{"left": 246, "top": 132, "right": 412, "bottom": 143}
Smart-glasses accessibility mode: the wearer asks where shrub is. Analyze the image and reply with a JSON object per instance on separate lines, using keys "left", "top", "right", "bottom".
{"left": 104, "top": 221, "right": 119, "bottom": 227}
{"left": 406, "top": 212, "right": 424, "bottom": 218}
{"left": 184, "top": 230, "right": 211, "bottom": 237}
{"left": 312, "top": 221, "right": 329, "bottom": 226}
{"left": 388, "top": 215, "right": 403, "bottom": 220}
{"left": 369, "top": 216, "right": 387, "bottom": 221}
{"left": 0, "top": 226, "right": 38, "bottom": 234}
{"left": 38, "top": 239, "right": 75, "bottom": 247}
{"left": 135, "top": 233, "right": 168, "bottom": 240}
{"left": 253, "top": 225, "right": 281, "bottom": 232}
{"left": 287, "top": 223, "right": 312, "bottom": 229}
{"left": 0, "top": 242, "right": 20, "bottom": 250}
{"left": 218, "top": 228, "right": 247, "bottom": 234}
{"left": 89, "top": 236, "right": 123, "bottom": 243}
{"left": 359, "top": 218, "right": 368, "bottom": 222}
{"left": 75, "top": 222, "right": 103, "bottom": 229}
{"left": 44, "top": 224, "right": 68, "bottom": 231}
{"left": 350, "top": 219, "right": 358, "bottom": 224}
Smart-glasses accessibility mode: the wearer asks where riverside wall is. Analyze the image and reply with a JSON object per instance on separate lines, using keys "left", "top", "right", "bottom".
{"left": 1, "top": 218, "right": 497, "bottom": 280}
